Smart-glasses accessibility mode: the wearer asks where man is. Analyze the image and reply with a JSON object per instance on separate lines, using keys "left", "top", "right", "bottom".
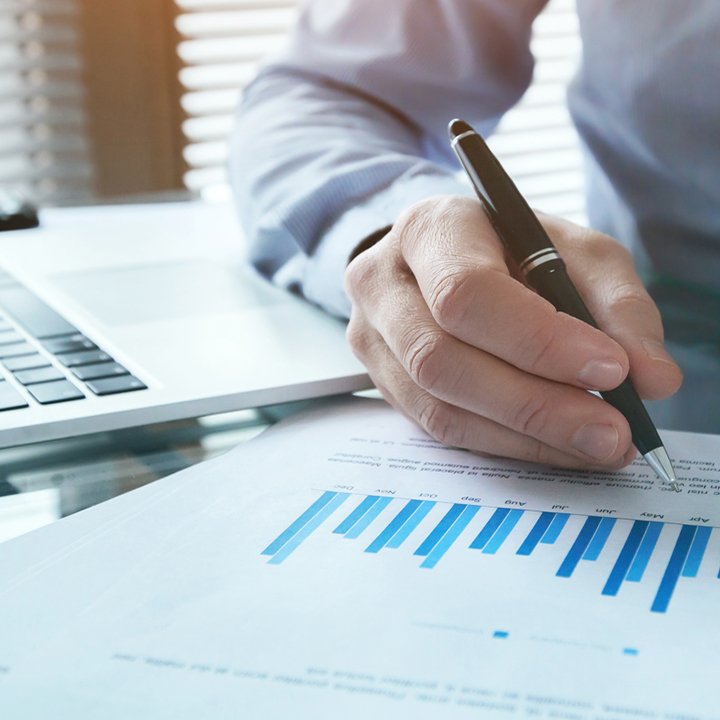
{"left": 232, "top": 1, "right": 720, "bottom": 468}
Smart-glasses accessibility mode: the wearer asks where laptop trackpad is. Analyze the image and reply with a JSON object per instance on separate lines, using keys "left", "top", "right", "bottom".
{"left": 51, "top": 260, "right": 286, "bottom": 326}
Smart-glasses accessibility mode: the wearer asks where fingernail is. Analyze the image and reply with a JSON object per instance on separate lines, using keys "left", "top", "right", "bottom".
{"left": 642, "top": 339, "right": 677, "bottom": 366}
{"left": 572, "top": 423, "right": 620, "bottom": 461}
{"left": 577, "top": 359, "right": 624, "bottom": 390}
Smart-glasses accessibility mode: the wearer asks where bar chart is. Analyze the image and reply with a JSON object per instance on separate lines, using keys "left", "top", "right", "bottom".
{"left": 262, "top": 491, "right": 718, "bottom": 614}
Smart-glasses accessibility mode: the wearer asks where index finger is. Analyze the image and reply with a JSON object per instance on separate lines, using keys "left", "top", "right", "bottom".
{"left": 393, "top": 196, "right": 630, "bottom": 392}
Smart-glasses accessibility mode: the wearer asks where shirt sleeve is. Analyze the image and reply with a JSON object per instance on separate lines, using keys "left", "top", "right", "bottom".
{"left": 230, "top": 0, "right": 548, "bottom": 319}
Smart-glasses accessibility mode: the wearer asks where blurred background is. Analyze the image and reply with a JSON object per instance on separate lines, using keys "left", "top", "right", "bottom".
{"left": 1, "top": 0, "right": 586, "bottom": 222}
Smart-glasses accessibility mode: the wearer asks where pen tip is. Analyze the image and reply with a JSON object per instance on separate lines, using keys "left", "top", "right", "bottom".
{"left": 448, "top": 118, "right": 473, "bottom": 140}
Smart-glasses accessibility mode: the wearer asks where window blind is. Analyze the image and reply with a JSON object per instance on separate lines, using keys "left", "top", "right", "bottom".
{"left": 0, "top": 0, "right": 92, "bottom": 206}
{"left": 175, "top": 0, "right": 585, "bottom": 223}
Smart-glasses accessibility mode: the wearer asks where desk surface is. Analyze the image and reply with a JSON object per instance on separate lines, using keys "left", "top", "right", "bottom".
{"left": 0, "top": 397, "right": 326, "bottom": 544}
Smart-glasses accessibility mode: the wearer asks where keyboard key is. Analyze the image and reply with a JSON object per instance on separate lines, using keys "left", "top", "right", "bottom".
{"left": 27, "top": 380, "right": 84, "bottom": 404}
{"left": 0, "top": 342, "right": 35, "bottom": 359}
{"left": 0, "top": 382, "right": 29, "bottom": 411}
{"left": 0, "top": 284, "right": 77, "bottom": 338}
{"left": 72, "top": 362, "right": 128, "bottom": 381}
{"left": 56, "top": 349, "right": 112, "bottom": 367}
{"left": 0, "top": 318, "right": 12, "bottom": 332}
{"left": 14, "top": 366, "right": 65, "bottom": 385}
{"left": 2, "top": 354, "right": 50, "bottom": 372}
{"left": 86, "top": 375, "right": 146, "bottom": 396}
{"left": 0, "top": 330, "right": 22, "bottom": 346}
{"left": 43, "top": 334, "right": 97, "bottom": 355}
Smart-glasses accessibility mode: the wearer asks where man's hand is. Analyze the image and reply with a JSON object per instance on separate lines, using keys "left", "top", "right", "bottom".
{"left": 344, "top": 195, "right": 683, "bottom": 469}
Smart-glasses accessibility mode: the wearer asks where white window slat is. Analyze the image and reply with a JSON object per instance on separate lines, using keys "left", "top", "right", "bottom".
{"left": 175, "top": 0, "right": 586, "bottom": 223}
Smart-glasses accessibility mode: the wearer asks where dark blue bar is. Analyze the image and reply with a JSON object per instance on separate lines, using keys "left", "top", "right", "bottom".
{"left": 602, "top": 521, "right": 649, "bottom": 596}
{"left": 420, "top": 505, "right": 479, "bottom": 569}
{"left": 651, "top": 525, "right": 697, "bottom": 613}
{"left": 365, "top": 500, "right": 423, "bottom": 553}
{"left": 517, "top": 512, "right": 556, "bottom": 556}
{"left": 483, "top": 510, "right": 524, "bottom": 554}
{"left": 541, "top": 513, "right": 570, "bottom": 544}
{"left": 333, "top": 495, "right": 379, "bottom": 534}
{"left": 583, "top": 517, "right": 616, "bottom": 561}
{"left": 556, "top": 516, "right": 602, "bottom": 578}
{"left": 469, "top": 508, "right": 509, "bottom": 550}
{"left": 682, "top": 526, "right": 712, "bottom": 578}
{"left": 267, "top": 493, "right": 350, "bottom": 564}
{"left": 626, "top": 522, "right": 663, "bottom": 583}
{"left": 262, "top": 491, "right": 338, "bottom": 555}
{"left": 386, "top": 501, "right": 436, "bottom": 549}
{"left": 415, "top": 504, "right": 466, "bottom": 556}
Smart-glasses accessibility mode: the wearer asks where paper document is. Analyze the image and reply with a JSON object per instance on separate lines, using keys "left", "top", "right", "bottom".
{"left": 1, "top": 397, "right": 719, "bottom": 719}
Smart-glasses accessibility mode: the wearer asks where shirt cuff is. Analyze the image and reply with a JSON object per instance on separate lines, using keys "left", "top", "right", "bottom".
{"left": 301, "top": 172, "right": 474, "bottom": 318}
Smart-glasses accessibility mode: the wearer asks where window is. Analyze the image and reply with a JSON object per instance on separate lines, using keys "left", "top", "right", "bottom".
{"left": 0, "top": 0, "right": 93, "bottom": 206}
{"left": 175, "top": 0, "right": 585, "bottom": 222}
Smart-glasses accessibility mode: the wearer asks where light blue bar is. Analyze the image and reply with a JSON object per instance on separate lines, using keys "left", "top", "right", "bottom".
{"left": 602, "top": 521, "right": 649, "bottom": 597}
{"left": 386, "top": 501, "right": 436, "bottom": 549}
{"left": 583, "top": 517, "right": 617, "bottom": 561}
{"left": 482, "top": 509, "right": 524, "bottom": 555}
{"left": 267, "top": 493, "right": 350, "bottom": 564}
{"left": 333, "top": 495, "right": 379, "bottom": 535}
{"left": 626, "top": 522, "right": 663, "bottom": 582}
{"left": 262, "top": 490, "right": 338, "bottom": 555}
{"left": 365, "top": 500, "right": 422, "bottom": 553}
{"left": 416, "top": 504, "right": 466, "bottom": 556}
{"left": 469, "top": 508, "right": 509, "bottom": 550}
{"left": 541, "top": 513, "right": 570, "bottom": 544}
{"left": 420, "top": 505, "right": 480, "bottom": 569}
{"left": 344, "top": 496, "right": 393, "bottom": 539}
{"left": 682, "top": 526, "right": 712, "bottom": 578}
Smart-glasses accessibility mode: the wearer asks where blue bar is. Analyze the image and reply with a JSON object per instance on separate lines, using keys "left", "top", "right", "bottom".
{"left": 420, "top": 505, "right": 479, "bottom": 569}
{"left": 651, "top": 525, "right": 697, "bottom": 613}
{"left": 602, "top": 521, "right": 650, "bottom": 596}
{"left": 344, "top": 496, "right": 393, "bottom": 539}
{"left": 541, "top": 513, "right": 570, "bottom": 544}
{"left": 469, "top": 508, "right": 509, "bottom": 550}
{"left": 626, "top": 522, "right": 663, "bottom": 582}
{"left": 556, "top": 516, "right": 602, "bottom": 578}
{"left": 483, "top": 510, "right": 524, "bottom": 554}
{"left": 262, "top": 491, "right": 339, "bottom": 555}
{"left": 415, "top": 504, "right": 467, "bottom": 556}
{"left": 365, "top": 500, "right": 423, "bottom": 553}
{"left": 386, "top": 501, "right": 436, "bottom": 549}
{"left": 623, "top": 648, "right": 639, "bottom": 656}
{"left": 493, "top": 631, "right": 509, "bottom": 639}
{"left": 517, "top": 512, "right": 556, "bottom": 556}
{"left": 583, "top": 517, "right": 617, "bottom": 561}
{"left": 267, "top": 493, "right": 350, "bottom": 564}
{"left": 681, "top": 526, "right": 712, "bottom": 578}
{"left": 333, "top": 495, "right": 379, "bottom": 535}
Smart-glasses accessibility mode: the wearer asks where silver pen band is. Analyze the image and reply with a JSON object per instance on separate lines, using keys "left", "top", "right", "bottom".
{"left": 519, "top": 248, "right": 561, "bottom": 275}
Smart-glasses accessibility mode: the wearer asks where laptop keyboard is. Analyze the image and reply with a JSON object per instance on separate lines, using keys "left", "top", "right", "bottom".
{"left": 0, "top": 270, "right": 147, "bottom": 412}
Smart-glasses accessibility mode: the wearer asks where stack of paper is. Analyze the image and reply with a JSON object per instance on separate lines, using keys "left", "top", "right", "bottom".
{"left": 1, "top": 397, "right": 718, "bottom": 719}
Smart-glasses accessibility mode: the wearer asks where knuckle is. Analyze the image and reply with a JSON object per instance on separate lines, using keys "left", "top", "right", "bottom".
{"left": 508, "top": 393, "right": 553, "bottom": 437}
{"left": 344, "top": 250, "right": 376, "bottom": 303}
{"left": 428, "top": 269, "right": 475, "bottom": 330}
{"left": 606, "top": 282, "right": 660, "bottom": 320}
{"left": 403, "top": 330, "right": 446, "bottom": 391}
{"left": 345, "top": 317, "right": 372, "bottom": 359}
{"left": 418, "top": 400, "right": 457, "bottom": 446}
{"left": 515, "top": 322, "right": 558, "bottom": 374}
{"left": 395, "top": 198, "right": 439, "bottom": 254}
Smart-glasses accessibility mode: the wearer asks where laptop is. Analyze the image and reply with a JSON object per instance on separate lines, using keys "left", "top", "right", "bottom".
{"left": 0, "top": 200, "right": 371, "bottom": 448}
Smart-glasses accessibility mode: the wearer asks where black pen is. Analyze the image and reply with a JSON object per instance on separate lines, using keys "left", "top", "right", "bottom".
{"left": 448, "top": 118, "right": 679, "bottom": 491}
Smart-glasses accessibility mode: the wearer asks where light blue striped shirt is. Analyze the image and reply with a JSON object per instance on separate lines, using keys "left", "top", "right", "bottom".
{"left": 232, "top": 1, "right": 720, "bottom": 432}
